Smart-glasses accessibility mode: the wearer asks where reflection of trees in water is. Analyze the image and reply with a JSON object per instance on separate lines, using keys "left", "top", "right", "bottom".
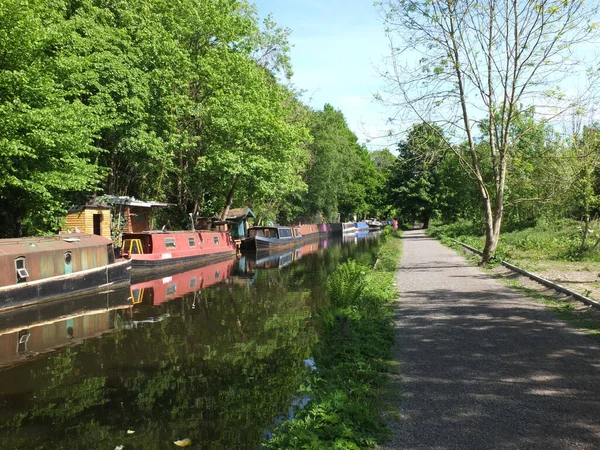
{"left": 0, "top": 237, "right": 382, "bottom": 449}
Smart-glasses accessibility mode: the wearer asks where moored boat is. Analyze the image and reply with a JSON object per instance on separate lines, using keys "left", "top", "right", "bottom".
{"left": 0, "top": 234, "right": 130, "bottom": 311}
{"left": 121, "top": 230, "right": 236, "bottom": 277}
{"left": 342, "top": 222, "right": 356, "bottom": 234}
{"left": 355, "top": 221, "right": 369, "bottom": 232}
{"left": 239, "top": 226, "right": 304, "bottom": 251}
{"left": 367, "top": 219, "right": 383, "bottom": 231}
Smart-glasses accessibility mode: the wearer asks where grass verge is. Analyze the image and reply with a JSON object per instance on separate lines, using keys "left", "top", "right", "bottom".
{"left": 264, "top": 230, "right": 403, "bottom": 449}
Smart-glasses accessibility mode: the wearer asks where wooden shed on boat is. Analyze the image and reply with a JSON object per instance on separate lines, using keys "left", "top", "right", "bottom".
{"left": 63, "top": 203, "right": 111, "bottom": 239}
{"left": 222, "top": 208, "right": 256, "bottom": 239}
{"left": 98, "top": 195, "right": 174, "bottom": 233}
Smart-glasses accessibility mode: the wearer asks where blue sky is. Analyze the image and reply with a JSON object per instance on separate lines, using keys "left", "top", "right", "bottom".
{"left": 252, "top": 0, "right": 394, "bottom": 150}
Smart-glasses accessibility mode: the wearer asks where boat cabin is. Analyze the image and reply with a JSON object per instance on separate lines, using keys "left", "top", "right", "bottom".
{"left": 0, "top": 235, "right": 116, "bottom": 287}
{"left": 247, "top": 227, "right": 294, "bottom": 239}
{"left": 121, "top": 230, "right": 233, "bottom": 258}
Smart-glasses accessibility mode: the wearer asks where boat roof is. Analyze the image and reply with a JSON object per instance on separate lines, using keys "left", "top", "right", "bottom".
{"left": 123, "top": 230, "right": 221, "bottom": 236}
{"left": 0, "top": 234, "right": 112, "bottom": 256}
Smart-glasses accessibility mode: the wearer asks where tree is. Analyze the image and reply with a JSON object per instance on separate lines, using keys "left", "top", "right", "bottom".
{"left": 379, "top": 0, "right": 600, "bottom": 262}
{"left": 388, "top": 123, "right": 447, "bottom": 228}
{"left": 0, "top": 0, "right": 105, "bottom": 237}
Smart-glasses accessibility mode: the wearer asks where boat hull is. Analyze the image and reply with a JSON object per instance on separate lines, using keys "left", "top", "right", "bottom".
{"left": 0, "top": 259, "right": 131, "bottom": 312}
{"left": 129, "top": 250, "right": 237, "bottom": 279}
{"left": 240, "top": 235, "right": 304, "bottom": 251}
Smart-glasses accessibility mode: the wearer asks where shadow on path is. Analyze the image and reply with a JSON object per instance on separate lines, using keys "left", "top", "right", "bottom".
{"left": 382, "top": 230, "right": 600, "bottom": 450}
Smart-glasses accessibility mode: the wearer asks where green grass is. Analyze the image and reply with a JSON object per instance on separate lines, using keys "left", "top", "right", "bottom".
{"left": 428, "top": 218, "right": 600, "bottom": 264}
{"left": 265, "top": 231, "right": 403, "bottom": 449}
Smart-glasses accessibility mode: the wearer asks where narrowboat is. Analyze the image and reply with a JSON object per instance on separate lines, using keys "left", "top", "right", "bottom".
{"left": 329, "top": 223, "right": 343, "bottom": 234}
{"left": 239, "top": 226, "right": 304, "bottom": 251}
{"left": 367, "top": 219, "right": 383, "bottom": 231}
{"left": 296, "top": 224, "right": 319, "bottom": 236}
{"left": 355, "top": 222, "right": 369, "bottom": 232}
{"left": 129, "top": 257, "right": 236, "bottom": 307}
{"left": 342, "top": 222, "right": 357, "bottom": 234}
{"left": 121, "top": 230, "right": 236, "bottom": 277}
{"left": 0, "top": 234, "right": 131, "bottom": 311}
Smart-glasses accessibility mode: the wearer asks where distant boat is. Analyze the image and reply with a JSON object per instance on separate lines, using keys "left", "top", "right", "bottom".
{"left": 121, "top": 230, "right": 236, "bottom": 277}
{"left": 342, "top": 222, "right": 356, "bottom": 234}
{"left": 355, "top": 221, "right": 369, "bottom": 232}
{"left": 239, "top": 226, "right": 304, "bottom": 251}
{"left": 367, "top": 219, "right": 383, "bottom": 231}
{"left": 0, "top": 234, "right": 130, "bottom": 311}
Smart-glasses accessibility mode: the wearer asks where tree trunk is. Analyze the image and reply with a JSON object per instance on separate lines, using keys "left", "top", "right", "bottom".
{"left": 220, "top": 175, "right": 238, "bottom": 221}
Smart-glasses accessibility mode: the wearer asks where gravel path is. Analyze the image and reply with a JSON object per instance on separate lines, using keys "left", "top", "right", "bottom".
{"left": 380, "top": 230, "right": 600, "bottom": 450}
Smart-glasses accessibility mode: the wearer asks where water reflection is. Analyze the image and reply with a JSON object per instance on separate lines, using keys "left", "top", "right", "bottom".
{"left": 0, "top": 234, "right": 382, "bottom": 449}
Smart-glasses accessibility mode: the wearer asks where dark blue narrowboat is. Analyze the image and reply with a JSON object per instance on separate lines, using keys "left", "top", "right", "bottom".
{"left": 239, "top": 226, "right": 304, "bottom": 251}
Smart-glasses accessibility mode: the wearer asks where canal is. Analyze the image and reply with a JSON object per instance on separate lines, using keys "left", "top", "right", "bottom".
{"left": 0, "top": 233, "right": 383, "bottom": 449}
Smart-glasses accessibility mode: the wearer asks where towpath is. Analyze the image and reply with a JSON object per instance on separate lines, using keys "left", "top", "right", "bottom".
{"left": 380, "top": 229, "right": 600, "bottom": 450}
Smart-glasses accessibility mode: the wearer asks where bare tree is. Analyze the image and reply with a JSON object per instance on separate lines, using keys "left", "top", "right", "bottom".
{"left": 377, "top": 0, "right": 599, "bottom": 262}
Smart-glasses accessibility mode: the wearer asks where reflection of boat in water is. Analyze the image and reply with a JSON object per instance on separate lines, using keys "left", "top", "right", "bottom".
{"left": 0, "top": 287, "right": 131, "bottom": 368}
{"left": 129, "top": 256, "right": 236, "bottom": 307}
{"left": 240, "top": 239, "right": 323, "bottom": 273}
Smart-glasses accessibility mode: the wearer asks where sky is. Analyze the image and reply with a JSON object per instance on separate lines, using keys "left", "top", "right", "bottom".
{"left": 252, "top": 0, "right": 395, "bottom": 150}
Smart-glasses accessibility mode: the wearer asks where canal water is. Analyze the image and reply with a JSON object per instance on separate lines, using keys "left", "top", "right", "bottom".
{"left": 0, "top": 233, "right": 383, "bottom": 449}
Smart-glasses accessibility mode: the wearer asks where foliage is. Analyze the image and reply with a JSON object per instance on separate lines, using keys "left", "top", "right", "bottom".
{"left": 0, "top": 0, "right": 390, "bottom": 237}
{"left": 266, "top": 233, "right": 402, "bottom": 448}
{"left": 378, "top": 0, "right": 600, "bottom": 262}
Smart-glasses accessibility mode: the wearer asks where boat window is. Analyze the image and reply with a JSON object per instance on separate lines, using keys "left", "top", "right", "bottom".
{"left": 166, "top": 284, "right": 177, "bottom": 295}
{"left": 165, "top": 238, "right": 176, "bottom": 249}
{"left": 15, "top": 257, "right": 29, "bottom": 283}
{"left": 264, "top": 229, "right": 271, "bottom": 238}
{"left": 279, "top": 228, "right": 292, "bottom": 238}
{"left": 249, "top": 229, "right": 264, "bottom": 237}
{"left": 131, "top": 288, "right": 143, "bottom": 304}
{"left": 188, "top": 237, "right": 196, "bottom": 247}
{"left": 215, "top": 270, "right": 220, "bottom": 279}
{"left": 189, "top": 277, "right": 197, "bottom": 288}
{"left": 64, "top": 252, "right": 72, "bottom": 265}
{"left": 213, "top": 236, "right": 219, "bottom": 245}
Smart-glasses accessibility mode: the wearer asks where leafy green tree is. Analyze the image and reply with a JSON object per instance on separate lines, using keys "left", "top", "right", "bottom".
{"left": 380, "top": 0, "right": 600, "bottom": 262}
{"left": 388, "top": 123, "right": 448, "bottom": 228}
{"left": 0, "top": 0, "right": 105, "bottom": 236}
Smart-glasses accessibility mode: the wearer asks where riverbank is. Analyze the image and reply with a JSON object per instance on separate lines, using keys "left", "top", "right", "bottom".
{"left": 265, "top": 229, "right": 402, "bottom": 449}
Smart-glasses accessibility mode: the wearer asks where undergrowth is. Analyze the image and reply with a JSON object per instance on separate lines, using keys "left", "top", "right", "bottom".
{"left": 264, "top": 229, "right": 402, "bottom": 449}
{"left": 428, "top": 218, "right": 600, "bottom": 263}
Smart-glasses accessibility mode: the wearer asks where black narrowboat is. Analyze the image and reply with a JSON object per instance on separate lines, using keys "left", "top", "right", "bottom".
{"left": 239, "top": 226, "right": 304, "bottom": 251}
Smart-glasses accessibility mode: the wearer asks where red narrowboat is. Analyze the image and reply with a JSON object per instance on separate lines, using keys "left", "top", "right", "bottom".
{"left": 0, "top": 234, "right": 131, "bottom": 311}
{"left": 121, "top": 230, "right": 236, "bottom": 277}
